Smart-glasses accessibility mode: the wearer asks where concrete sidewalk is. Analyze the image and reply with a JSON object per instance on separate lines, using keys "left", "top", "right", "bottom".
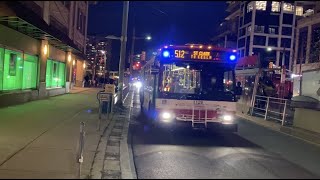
{"left": 236, "top": 112, "right": 320, "bottom": 177}
{"left": 90, "top": 89, "right": 136, "bottom": 179}
{"left": 0, "top": 88, "right": 109, "bottom": 178}
{"left": 237, "top": 112, "right": 320, "bottom": 146}
{"left": 69, "top": 87, "right": 92, "bottom": 94}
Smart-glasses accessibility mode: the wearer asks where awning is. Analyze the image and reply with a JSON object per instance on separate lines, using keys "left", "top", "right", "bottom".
{"left": 0, "top": 1, "right": 86, "bottom": 60}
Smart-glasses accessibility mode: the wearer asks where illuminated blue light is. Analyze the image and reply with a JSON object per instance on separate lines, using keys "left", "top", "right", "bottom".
{"left": 163, "top": 51, "right": 170, "bottom": 58}
{"left": 229, "top": 55, "right": 236, "bottom": 61}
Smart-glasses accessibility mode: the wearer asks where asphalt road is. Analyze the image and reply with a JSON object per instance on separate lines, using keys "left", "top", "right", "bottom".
{"left": 129, "top": 90, "right": 319, "bottom": 179}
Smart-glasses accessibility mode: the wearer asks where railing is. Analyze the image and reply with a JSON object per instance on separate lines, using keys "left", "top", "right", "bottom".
{"left": 250, "top": 95, "right": 293, "bottom": 126}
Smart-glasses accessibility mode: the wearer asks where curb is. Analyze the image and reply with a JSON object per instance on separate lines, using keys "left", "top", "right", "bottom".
{"left": 237, "top": 113, "right": 320, "bottom": 147}
{"left": 120, "top": 91, "right": 137, "bottom": 179}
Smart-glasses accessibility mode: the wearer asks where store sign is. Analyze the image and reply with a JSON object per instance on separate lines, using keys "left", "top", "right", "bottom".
{"left": 105, "top": 84, "right": 116, "bottom": 94}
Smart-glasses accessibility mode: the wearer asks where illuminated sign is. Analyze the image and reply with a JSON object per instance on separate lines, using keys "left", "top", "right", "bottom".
{"left": 173, "top": 49, "right": 222, "bottom": 61}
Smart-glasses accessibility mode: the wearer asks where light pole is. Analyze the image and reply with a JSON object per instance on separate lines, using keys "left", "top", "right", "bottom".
{"left": 129, "top": 26, "right": 151, "bottom": 77}
{"left": 118, "top": 1, "right": 129, "bottom": 105}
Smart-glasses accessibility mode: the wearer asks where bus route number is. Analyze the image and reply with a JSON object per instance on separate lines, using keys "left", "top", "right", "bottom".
{"left": 175, "top": 50, "right": 185, "bottom": 59}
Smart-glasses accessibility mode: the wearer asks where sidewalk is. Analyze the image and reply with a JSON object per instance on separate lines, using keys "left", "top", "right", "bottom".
{"left": 69, "top": 87, "right": 92, "bottom": 94}
{"left": 237, "top": 112, "right": 320, "bottom": 146}
{"left": 0, "top": 88, "right": 109, "bottom": 178}
{"left": 90, "top": 89, "right": 136, "bottom": 179}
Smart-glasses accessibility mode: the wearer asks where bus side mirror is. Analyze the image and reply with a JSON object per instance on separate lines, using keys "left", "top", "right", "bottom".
{"left": 235, "top": 87, "right": 242, "bottom": 95}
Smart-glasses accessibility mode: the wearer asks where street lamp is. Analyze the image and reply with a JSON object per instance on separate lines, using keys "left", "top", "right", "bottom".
{"left": 129, "top": 27, "right": 152, "bottom": 77}
{"left": 146, "top": 36, "right": 152, "bottom": 40}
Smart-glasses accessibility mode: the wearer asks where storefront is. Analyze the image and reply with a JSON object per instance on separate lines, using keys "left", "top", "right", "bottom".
{"left": 0, "top": 47, "right": 38, "bottom": 92}
{"left": 46, "top": 59, "right": 66, "bottom": 88}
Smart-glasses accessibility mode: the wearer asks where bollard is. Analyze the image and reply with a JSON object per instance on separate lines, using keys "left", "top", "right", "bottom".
{"left": 77, "top": 122, "right": 85, "bottom": 179}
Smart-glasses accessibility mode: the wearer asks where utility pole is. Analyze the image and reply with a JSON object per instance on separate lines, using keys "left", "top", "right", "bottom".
{"left": 130, "top": 26, "right": 136, "bottom": 78}
{"left": 118, "top": 1, "right": 129, "bottom": 105}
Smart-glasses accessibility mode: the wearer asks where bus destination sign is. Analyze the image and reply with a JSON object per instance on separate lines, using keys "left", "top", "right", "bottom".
{"left": 173, "top": 49, "right": 221, "bottom": 61}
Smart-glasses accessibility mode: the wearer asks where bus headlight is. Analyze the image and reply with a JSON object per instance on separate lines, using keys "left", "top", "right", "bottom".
{"left": 162, "top": 112, "right": 172, "bottom": 119}
{"left": 134, "top": 81, "right": 142, "bottom": 88}
{"left": 160, "top": 112, "right": 174, "bottom": 123}
{"left": 222, "top": 115, "right": 233, "bottom": 123}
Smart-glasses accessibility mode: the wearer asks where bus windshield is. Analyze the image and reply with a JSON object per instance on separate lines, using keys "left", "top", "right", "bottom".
{"left": 158, "top": 62, "right": 236, "bottom": 101}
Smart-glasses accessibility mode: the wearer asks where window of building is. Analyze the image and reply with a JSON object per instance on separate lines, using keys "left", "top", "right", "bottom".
{"left": 82, "top": 15, "right": 86, "bottom": 35}
{"left": 254, "top": 25, "right": 265, "bottom": 33}
{"left": 0, "top": 49, "right": 38, "bottom": 91}
{"left": 271, "top": 1, "right": 280, "bottom": 12}
{"left": 77, "top": 8, "right": 82, "bottom": 30}
{"left": 298, "top": 27, "right": 308, "bottom": 64}
{"left": 281, "top": 38, "right": 291, "bottom": 48}
{"left": 2, "top": 51, "right": 23, "bottom": 90}
{"left": 256, "top": 1, "right": 267, "bottom": 11}
{"left": 282, "top": 14, "right": 293, "bottom": 24}
{"left": 46, "top": 59, "right": 66, "bottom": 88}
{"left": 238, "top": 38, "right": 245, "bottom": 48}
{"left": 310, "top": 23, "right": 320, "bottom": 63}
{"left": 269, "top": 27, "right": 276, "bottom": 34}
{"left": 22, "top": 54, "right": 38, "bottom": 89}
{"left": 247, "top": 26, "right": 252, "bottom": 34}
{"left": 240, "top": 17, "right": 243, "bottom": 26}
{"left": 253, "top": 35, "right": 266, "bottom": 46}
{"left": 282, "top": 27, "right": 292, "bottom": 36}
{"left": 283, "top": 3, "right": 294, "bottom": 13}
{"left": 296, "top": 6, "right": 303, "bottom": 16}
{"left": 268, "top": 37, "right": 278, "bottom": 47}
{"left": 247, "top": 2, "right": 254, "bottom": 13}
{"left": 239, "top": 28, "right": 245, "bottom": 37}
{"left": 0, "top": 48, "right": 4, "bottom": 90}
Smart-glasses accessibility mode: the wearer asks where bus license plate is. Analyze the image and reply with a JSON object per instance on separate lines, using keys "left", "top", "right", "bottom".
{"left": 194, "top": 100, "right": 203, "bottom": 105}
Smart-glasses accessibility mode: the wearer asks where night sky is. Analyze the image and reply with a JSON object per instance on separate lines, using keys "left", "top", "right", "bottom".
{"left": 88, "top": 1, "right": 227, "bottom": 70}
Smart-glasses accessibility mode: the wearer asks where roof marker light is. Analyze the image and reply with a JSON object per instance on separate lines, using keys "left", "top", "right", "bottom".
{"left": 229, "top": 55, "right": 236, "bottom": 61}
{"left": 163, "top": 51, "right": 170, "bottom": 58}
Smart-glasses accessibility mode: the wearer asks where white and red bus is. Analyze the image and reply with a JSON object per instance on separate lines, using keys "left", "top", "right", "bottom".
{"left": 139, "top": 44, "right": 242, "bottom": 132}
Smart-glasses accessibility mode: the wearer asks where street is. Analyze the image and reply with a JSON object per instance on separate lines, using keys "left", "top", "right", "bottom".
{"left": 129, "top": 90, "right": 319, "bottom": 179}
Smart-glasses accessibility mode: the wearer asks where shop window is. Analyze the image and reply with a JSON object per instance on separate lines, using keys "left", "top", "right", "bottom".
{"left": 0, "top": 48, "right": 3, "bottom": 90}
{"left": 2, "top": 50, "right": 23, "bottom": 90}
{"left": 271, "top": 1, "right": 280, "bottom": 12}
{"left": 256, "top": 1, "right": 267, "bottom": 11}
{"left": 22, "top": 54, "right": 38, "bottom": 89}
{"left": 46, "top": 59, "right": 66, "bottom": 88}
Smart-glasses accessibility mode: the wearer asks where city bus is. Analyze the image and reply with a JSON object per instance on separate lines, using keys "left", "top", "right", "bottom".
{"left": 139, "top": 44, "right": 242, "bottom": 132}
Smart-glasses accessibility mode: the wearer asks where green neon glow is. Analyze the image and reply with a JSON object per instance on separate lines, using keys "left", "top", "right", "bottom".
{"left": 46, "top": 59, "right": 65, "bottom": 88}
